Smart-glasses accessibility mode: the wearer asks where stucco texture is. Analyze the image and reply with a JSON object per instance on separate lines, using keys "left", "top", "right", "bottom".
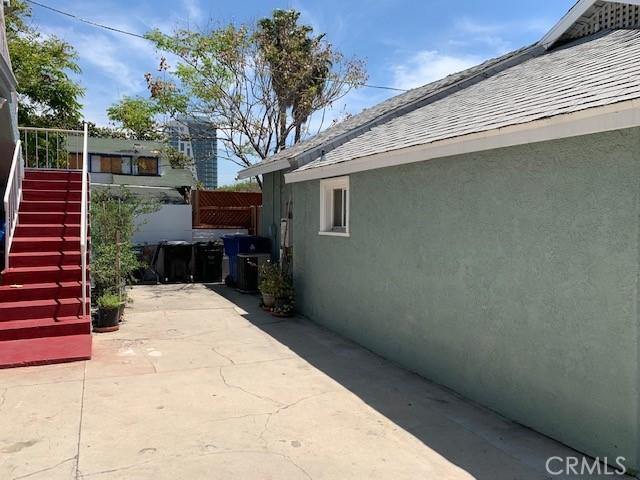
{"left": 262, "top": 170, "right": 293, "bottom": 259}
{"left": 291, "top": 128, "right": 640, "bottom": 469}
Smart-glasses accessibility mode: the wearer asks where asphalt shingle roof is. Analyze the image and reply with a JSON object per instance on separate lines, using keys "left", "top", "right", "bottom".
{"left": 297, "top": 29, "right": 640, "bottom": 173}
{"left": 243, "top": 45, "right": 537, "bottom": 171}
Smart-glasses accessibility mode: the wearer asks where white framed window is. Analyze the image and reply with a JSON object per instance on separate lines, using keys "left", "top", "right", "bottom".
{"left": 319, "top": 176, "right": 349, "bottom": 237}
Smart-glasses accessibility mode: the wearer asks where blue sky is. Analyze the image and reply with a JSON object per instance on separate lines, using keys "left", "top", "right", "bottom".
{"left": 29, "top": 0, "right": 575, "bottom": 185}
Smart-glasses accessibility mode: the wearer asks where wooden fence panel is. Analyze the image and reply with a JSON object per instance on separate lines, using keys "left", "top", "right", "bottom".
{"left": 192, "top": 190, "right": 263, "bottom": 234}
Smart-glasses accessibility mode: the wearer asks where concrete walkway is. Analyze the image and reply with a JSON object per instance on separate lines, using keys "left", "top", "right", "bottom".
{"left": 0, "top": 284, "right": 626, "bottom": 479}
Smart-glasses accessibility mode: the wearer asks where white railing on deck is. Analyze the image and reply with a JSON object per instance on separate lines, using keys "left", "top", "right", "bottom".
{"left": 3, "top": 140, "right": 24, "bottom": 269}
{"left": 80, "top": 122, "right": 89, "bottom": 316}
{"left": 19, "top": 127, "right": 84, "bottom": 169}
{"left": 5, "top": 124, "right": 90, "bottom": 314}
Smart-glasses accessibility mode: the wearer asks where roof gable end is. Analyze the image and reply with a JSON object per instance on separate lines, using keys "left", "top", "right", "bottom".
{"left": 540, "top": 0, "right": 640, "bottom": 48}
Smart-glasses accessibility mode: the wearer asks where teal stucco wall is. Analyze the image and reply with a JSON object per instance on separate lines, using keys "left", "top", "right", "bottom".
{"left": 262, "top": 170, "right": 293, "bottom": 260}
{"left": 291, "top": 128, "right": 640, "bottom": 469}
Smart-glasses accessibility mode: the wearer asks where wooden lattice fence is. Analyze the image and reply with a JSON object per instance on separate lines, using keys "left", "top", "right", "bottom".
{"left": 192, "top": 190, "right": 262, "bottom": 234}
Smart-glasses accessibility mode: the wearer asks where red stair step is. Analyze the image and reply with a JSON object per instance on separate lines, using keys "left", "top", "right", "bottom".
{"left": 19, "top": 211, "right": 81, "bottom": 224}
{"left": 0, "top": 316, "right": 90, "bottom": 341}
{"left": 23, "top": 189, "right": 81, "bottom": 201}
{"left": 8, "top": 251, "right": 82, "bottom": 268}
{"left": 0, "top": 168, "right": 92, "bottom": 369}
{"left": 0, "top": 334, "right": 92, "bottom": 368}
{"left": 23, "top": 179, "right": 83, "bottom": 191}
{"left": 1, "top": 265, "right": 84, "bottom": 284}
{"left": 24, "top": 170, "right": 82, "bottom": 181}
{"left": 20, "top": 201, "right": 82, "bottom": 213}
{"left": 0, "top": 281, "right": 86, "bottom": 302}
{"left": 10, "top": 237, "right": 83, "bottom": 253}
{"left": 0, "top": 298, "right": 87, "bottom": 321}
{"left": 15, "top": 224, "right": 81, "bottom": 238}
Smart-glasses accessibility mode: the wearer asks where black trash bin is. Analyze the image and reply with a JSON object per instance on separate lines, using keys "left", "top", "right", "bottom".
{"left": 162, "top": 241, "right": 193, "bottom": 283}
{"left": 194, "top": 242, "right": 223, "bottom": 283}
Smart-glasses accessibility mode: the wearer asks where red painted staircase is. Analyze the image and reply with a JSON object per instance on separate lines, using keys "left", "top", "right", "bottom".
{"left": 0, "top": 169, "right": 91, "bottom": 368}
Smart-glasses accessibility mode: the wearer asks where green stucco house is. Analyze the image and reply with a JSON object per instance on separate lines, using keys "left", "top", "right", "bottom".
{"left": 239, "top": 0, "right": 640, "bottom": 470}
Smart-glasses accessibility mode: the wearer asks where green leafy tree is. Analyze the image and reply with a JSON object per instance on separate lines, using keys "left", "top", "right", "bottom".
{"left": 215, "top": 181, "right": 261, "bottom": 192}
{"left": 84, "top": 121, "right": 129, "bottom": 139}
{"left": 141, "top": 10, "right": 366, "bottom": 185}
{"left": 5, "top": 0, "right": 84, "bottom": 127}
{"left": 163, "top": 145, "right": 192, "bottom": 169}
{"left": 107, "top": 96, "right": 164, "bottom": 140}
{"left": 91, "top": 187, "right": 160, "bottom": 297}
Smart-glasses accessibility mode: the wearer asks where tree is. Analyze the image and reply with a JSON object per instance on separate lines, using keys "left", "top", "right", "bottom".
{"left": 163, "top": 145, "right": 192, "bottom": 169}
{"left": 91, "top": 187, "right": 160, "bottom": 297}
{"left": 107, "top": 96, "right": 164, "bottom": 140}
{"left": 215, "top": 181, "right": 261, "bottom": 192}
{"left": 142, "top": 10, "right": 367, "bottom": 185}
{"left": 5, "top": 0, "right": 84, "bottom": 127}
{"left": 256, "top": 9, "right": 332, "bottom": 145}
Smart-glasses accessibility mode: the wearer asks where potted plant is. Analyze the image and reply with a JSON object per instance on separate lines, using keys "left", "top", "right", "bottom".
{"left": 258, "top": 261, "right": 280, "bottom": 308}
{"left": 271, "top": 275, "right": 295, "bottom": 317}
{"left": 90, "top": 188, "right": 160, "bottom": 329}
{"left": 94, "top": 292, "right": 125, "bottom": 332}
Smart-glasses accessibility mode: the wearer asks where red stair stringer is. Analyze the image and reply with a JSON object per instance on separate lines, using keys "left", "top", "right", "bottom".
{"left": 0, "top": 169, "right": 92, "bottom": 368}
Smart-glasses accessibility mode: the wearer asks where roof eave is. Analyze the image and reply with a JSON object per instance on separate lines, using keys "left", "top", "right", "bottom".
{"left": 285, "top": 99, "right": 640, "bottom": 184}
{"left": 239, "top": 45, "right": 543, "bottom": 179}
{"left": 237, "top": 158, "right": 291, "bottom": 179}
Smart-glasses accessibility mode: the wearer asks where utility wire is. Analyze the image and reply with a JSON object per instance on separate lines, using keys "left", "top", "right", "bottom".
{"left": 26, "top": 0, "right": 409, "bottom": 92}
{"left": 27, "top": 0, "right": 147, "bottom": 40}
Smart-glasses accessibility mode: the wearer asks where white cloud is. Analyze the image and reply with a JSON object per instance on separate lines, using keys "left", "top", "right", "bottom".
{"left": 451, "top": 17, "right": 553, "bottom": 53}
{"left": 456, "top": 17, "right": 551, "bottom": 36}
{"left": 391, "top": 51, "right": 481, "bottom": 90}
{"left": 182, "top": 0, "right": 203, "bottom": 23}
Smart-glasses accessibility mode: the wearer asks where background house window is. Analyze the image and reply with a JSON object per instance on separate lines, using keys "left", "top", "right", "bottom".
{"left": 319, "top": 176, "right": 349, "bottom": 236}
{"left": 135, "top": 157, "right": 159, "bottom": 176}
{"left": 90, "top": 155, "right": 132, "bottom": 174}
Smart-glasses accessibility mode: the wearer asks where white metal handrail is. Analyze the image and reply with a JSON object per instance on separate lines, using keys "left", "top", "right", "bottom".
{"left": 3, "top": 140, "right": 24, "bottom": 270}
{"left": 18, "top": 126, "right": 84, "bottom": 170}
{"left": 80, "top": 122, "right": 89, "bottom": 315}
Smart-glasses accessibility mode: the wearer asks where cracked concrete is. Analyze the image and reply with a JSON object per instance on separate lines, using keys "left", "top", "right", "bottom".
{"left": 0, "top": 284, "right": 629, "bottom": 479}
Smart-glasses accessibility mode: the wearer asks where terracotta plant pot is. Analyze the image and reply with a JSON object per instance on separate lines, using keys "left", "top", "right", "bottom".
{"left": 262, "top": 293, "right": 276, "bottom": 308}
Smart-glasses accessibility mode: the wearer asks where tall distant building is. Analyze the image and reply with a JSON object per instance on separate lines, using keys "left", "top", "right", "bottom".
{"left": 167, "top": 118, "right": 218, "bottom": 189}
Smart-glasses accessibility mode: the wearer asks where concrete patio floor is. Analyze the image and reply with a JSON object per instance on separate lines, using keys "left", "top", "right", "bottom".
{"left": 0, "top": 284, "right": 627, "bottom": 479}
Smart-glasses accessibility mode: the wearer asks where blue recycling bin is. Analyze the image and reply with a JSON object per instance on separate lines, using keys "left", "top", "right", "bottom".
{"left": 222, "top": 235, "right": 271, "bottom": 283}
{"left": 236, "top": 236, "right": 271, "bottom": 255}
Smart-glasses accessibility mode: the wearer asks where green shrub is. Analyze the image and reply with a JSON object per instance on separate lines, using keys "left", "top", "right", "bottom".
{"left": 258, "top": 261, "right": 294, "bottom": 299}
{"left": 97, "top": 292, "right": 123, "bottom": 310}
{"left": 258, "top": 261, "right": 280, "bottom": 295}
{"left": 91, "top": 187, "right": 160, "bottom": 298}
